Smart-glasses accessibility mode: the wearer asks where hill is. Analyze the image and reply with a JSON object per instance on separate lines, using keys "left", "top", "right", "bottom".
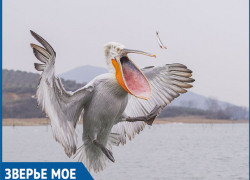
{"left": 3, "top": 69, "right": 86, "bottom": 93}
{"left": 3, "top": 69, "right": 86, "bottom": 118}
{"left": 2, "top": 69, "right": 248, "bottom": 120}
{"left": 169, "top": 91, "right": 234, "bottom": 110}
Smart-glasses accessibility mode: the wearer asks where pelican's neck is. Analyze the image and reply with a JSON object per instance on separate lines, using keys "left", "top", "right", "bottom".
{"left": 105, "top": 54, "right": 116, "bottom": 74}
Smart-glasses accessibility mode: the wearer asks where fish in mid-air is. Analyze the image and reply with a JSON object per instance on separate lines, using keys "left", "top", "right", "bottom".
{"left": 156, "top": 31, "right": 167, "bottom": 49}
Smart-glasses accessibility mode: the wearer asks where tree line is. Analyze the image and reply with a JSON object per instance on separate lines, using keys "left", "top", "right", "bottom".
{"left": 173, "top": 98, "right": 248, "bottom": 120}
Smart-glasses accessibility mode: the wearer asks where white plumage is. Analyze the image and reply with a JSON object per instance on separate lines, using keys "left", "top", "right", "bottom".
{"left": 30, "top": 31, "right": 194, "bottom": 172}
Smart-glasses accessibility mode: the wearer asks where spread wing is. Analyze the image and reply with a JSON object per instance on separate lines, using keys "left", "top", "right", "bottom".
{"left": 30, "top": 31, "right": 94, "bottom": 157}
{"left": 111, "top": 63, "right": 194, "bottom": 144}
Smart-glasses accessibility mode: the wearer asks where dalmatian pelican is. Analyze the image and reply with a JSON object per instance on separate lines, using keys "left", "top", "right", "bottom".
{"left": 30, "top": 30, "right": 194, "bottom": 172}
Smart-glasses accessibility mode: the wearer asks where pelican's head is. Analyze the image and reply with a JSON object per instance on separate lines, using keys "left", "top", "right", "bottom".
{"left": 104, "top": 42, "right": 156, "bottom": 100}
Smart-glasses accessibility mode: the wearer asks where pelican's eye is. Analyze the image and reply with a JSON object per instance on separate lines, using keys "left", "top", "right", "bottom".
{"left": 117, "top": 48, "right": 121, "bottom": 53}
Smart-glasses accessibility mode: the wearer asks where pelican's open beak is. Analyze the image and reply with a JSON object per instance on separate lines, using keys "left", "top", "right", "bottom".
{"left": 112, "top": 49, "right": 156, "bottom": 100}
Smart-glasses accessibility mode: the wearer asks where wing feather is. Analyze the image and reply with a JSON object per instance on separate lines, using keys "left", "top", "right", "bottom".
{"left": 33, "top": 48, "right": 48, "bottom": 63}
{"left": 111, "top": 63, "right": 194, "bottom": 144}
{"left": 30, "top": 31, "right": 93, "bottom": 157}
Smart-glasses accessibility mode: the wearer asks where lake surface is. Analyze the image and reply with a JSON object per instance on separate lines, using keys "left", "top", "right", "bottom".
{"left": 3, "top": 123, "right": 249, "bottom": 180}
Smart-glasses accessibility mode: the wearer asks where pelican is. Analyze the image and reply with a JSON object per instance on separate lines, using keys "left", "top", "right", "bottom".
{"left": 30, "top": 31, "right": 194, "bottom": 172}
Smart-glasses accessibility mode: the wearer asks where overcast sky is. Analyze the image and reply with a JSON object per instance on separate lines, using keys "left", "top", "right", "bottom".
{"left": 3, "top": 0, "right": 249, "bottom": 107}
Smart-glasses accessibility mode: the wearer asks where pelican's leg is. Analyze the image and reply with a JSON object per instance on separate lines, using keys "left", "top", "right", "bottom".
{"left": 126, "top": 105, "right": 162, "bottom": 126}
{"left": 93, "top": 140, "right": 115, "bottom": 163}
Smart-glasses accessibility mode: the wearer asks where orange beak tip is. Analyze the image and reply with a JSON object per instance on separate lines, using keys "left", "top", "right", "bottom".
{"left": 153, "top": 55, "right": 156, "bottom": 58}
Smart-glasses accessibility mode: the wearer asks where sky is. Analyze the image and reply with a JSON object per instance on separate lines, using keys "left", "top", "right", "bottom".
{"left": 3, "top": 0, "right": 249, "bottom": 107}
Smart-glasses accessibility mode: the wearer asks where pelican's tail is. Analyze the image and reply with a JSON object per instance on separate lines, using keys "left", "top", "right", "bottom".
{"left": 73, "top": 133, "right": 120, "bottom": 173}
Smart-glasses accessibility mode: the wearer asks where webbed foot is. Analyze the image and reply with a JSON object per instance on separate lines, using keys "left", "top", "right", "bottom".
{"left": 93, "top": 140, "right": 115, "bottom": 163}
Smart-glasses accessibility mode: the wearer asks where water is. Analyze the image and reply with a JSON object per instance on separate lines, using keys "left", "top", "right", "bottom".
{"left": 3, "top": 124, "right": 249, "bottom": 180}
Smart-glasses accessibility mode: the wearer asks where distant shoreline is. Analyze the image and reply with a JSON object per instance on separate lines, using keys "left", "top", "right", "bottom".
{"left": 2, "top": 116, "right": 248, "bottom": 126}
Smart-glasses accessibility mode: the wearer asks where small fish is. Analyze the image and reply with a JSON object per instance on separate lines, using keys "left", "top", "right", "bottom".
{"left": 156, "top": 31, "right": 167, "bottom": 49}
